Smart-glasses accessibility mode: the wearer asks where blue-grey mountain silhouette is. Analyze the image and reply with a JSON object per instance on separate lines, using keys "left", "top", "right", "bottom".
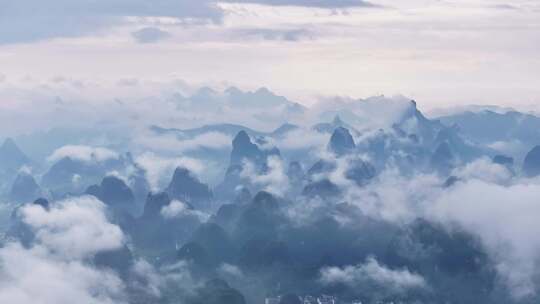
{"left": 523, "top": 145, "right": 540, "bottom": 177}
{"left": 9, "top": 172, "right": 42, "bottom": 203}
{"left": 328, "top": 127, "right": 356, "bottom": 156}
{"left": 165, "top": 167, "right": 213, "bottom": 210}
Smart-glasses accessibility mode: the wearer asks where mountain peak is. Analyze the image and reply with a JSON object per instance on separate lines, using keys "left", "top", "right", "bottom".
{"left": 165, "top": 167, "right": 213, "bottom": 209}
{"left": 328, "top": 127, "right": 355, "bottom": 156}
{"left": 230, "top": 131, "right": 265, "bottom": 166}
{"left": 523, "top": 145, "right": 540, "bottom": 177}
{"left": 0, "top": 138, "right": 31, "bottom": 172}
{"left": 332, "top": 115, "right": 344, "bottom": 125}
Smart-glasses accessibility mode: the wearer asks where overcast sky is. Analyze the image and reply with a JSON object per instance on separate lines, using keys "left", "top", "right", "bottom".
{"left": 0, "top": 0, "right": 539, "bottom": 109}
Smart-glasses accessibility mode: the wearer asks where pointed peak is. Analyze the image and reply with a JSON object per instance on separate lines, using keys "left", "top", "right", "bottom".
{"left": 255, "top": 87, "right": 272, "bottom": 95}
{"left": 233, "top": 130, "right": 252, "bottom": 145}
{"left": 328, "top": 127, "right": 355, "bottom": 156}
{"left": 33, "top": 198, "right": 50, "bottom": 210}
{"left": 1, "top": 138, "right": 23, "bottom": 153}
{"left": 2, "top": 137, "right": 16, "bottom": 147}
{"left": 332, "top": 115, "right": 344, "bottom": 125}
{"left": 172, "top": 166, "right": 194, "bottom": 179}
{"left": 225, "top": 86, "right": 242, "bottom": 95}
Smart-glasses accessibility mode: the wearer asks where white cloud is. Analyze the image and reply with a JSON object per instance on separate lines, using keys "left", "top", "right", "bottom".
{"left": 320, "top": 256, "right": 427, "bottom": 293}
{"left": 132, "top": 27, "right": 172, "bottom": 44}
{"left": 47, "top": 145, "right": 119, "bottom": 164}
{"left": 135, "top": 152, "right": 204, "bottom": 191}
{"left": 429, "top": 179, "right": 540, "bottom": 299}
{"left": 488, "top": 140, "right": 527, "bottom": 157}
{"left": 135, "top": 132, "right": 232, "bottom": 154}
{"left": 0, "top": 243, "right": 126, "bottom": 304}
{"left": 240, "top": 156, "right": 289, "bottom": 195}
{"left": 451, "top": 157, "right": 513, "bottom": 185}
{"left": 218, "top": 263, "right": 244, "bottom": 278}
{"left": 275, "top": 128, "right": 329, "bottom": 150}
{"left": 160, "top": 199, "right": 189, "bottom": 218}
{"left": 0, "top": 196, "right": 128, "bottom": 304}
{"left": 160, "top": 199, "right": 210, "bottom": 222}
{"left": 19, "top": 195, "right": 125, "bottom": 259}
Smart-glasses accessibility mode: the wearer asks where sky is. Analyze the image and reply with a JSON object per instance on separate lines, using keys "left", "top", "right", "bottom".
{"left": 0, "top": 0, "right": 539, "bottom": 109}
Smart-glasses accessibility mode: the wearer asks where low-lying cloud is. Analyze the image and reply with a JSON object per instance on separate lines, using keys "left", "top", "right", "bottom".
{"left": 320, "top": 256, "right": 427, "bottom": 293}
{"left": 47, "top": 145, "right": 119, "bottom": 164}
{"left": 0, "top": 196, "right": 127, "bottom": 303}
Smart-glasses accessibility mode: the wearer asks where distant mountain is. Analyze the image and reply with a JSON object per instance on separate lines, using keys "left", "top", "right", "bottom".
{"left": 165, "top": 167, "right": 213, "bottom": 210}
{"left": 141, "top": 192, "right": 173, "bottom": 220}
{"left": 41, "top": 153, "right": 135, "bottom": 197}
{"left": 150, "top": 123, "right": 264, "bottom": 139}
{"left": 225, "top": 86, "right": 306, "bottom": 114}
{"left": 523, "top": 146, "right": 540, "bottom": 177}
{"left": 134, "top": 192, "right": 201, "bottom": 253}
{"left": 0, "top": 138, "right": 31, "bottom": 174}
{"left": 430, "top": 142, "right": 456, "bottom": 175}
{"left": 9, "top": 172, "right": 42, "bottom": 203}
{"left": 86, "top": 175, "right": 136, "bottom": 214}
{"left": 437, "top": 110, "right": 540, "bottom": 155}
{"left": 313, "top": 116, "right": 357, "bottom": 134}
{"left": 215, "top": 131, "right": 282, "bottom": 201}
{"left": 230, "top": 131, "right": 281, "bottom": 168}
{"left": 327, "top": 127, "right": 356, "bottom": 156}
{"left": 186, "top": 279, "right": 246, "bottom": 304}
{"left": 493, "top": 155, "right": 514, "bottom": 167}
{"left": 271, "top": 123, "right": 299, "bottom": 137}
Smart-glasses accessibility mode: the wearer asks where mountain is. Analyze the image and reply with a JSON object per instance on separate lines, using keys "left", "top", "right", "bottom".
{"left": 186, "top": 279, "right": 246, "bottom": 304}
{"left": 271, "top": 123, "right": 299, "bottom": 137}
{"left": 215, "top": 131, "right": 283, "bottom": 202}
{"left": 41, "top": 157, "right": 103, "bottom": 194}
{"left": 493, "top": 155, "right": 514, "bottom": 167}
{"left": 327, "top": 127, "right": 356, "bottom": 156}
{"left": 430, "top": 142, "right": 456, "bottom": 175}
{"left": 42, "top": 152, "right": 134, "bottom": 197}
{"left": 135, "top": 192, "right": 201, "bottom": 254}
{"left": 437, "top": 110, "right": 540, "bottom": 157}
{"left": 230, "top": 130, "right": 281, "bottom": 168}
{"left": 0, "top": 138, "right": 31, "bottom": 174}
{"left": 86, "top": 176, "right": 135, "bottom": 214}
{"left": 226, "top": 86, "right": 306, "bottom": 113}
{"left": 345, "top": 159, "right": 376, "bottom": 186}
{"left": 9, "top": 172, "right": 42, "bottom": 203}
{"left": 523, "top": 146, "right": 540, "bottom": 177}
{"left": 149, "top": 123, "right": 264, "bottom": 139}
{"left": 313, "top": 115, "right": 356, "bottom": 134}
{"left": 165, "top": 167, "right": 213, "bottom": 210}
{"left": 142, "top": 192, "right": 174, "bottom": 220}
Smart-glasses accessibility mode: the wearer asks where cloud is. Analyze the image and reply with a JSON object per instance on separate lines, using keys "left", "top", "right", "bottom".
{"left": 429, "top": 179, "right": 540, "bottom": 299}
{"left": 0, "top": 0, "right": 222, "bottom": 44}
{"left": 135, "top": 152, "right": 204, "bottom": 191}
{"left": 0, "top": 0, "right": 376, "bottom": 44}
{"left": 47, "top": 145, "right": 119, "bottom": 164}
{"left": 0, "top": 196, "right": 127, "bottom": 304}
{"left": 223, "top": 0, "right": 378, "bottom": 8}
{"left": 311, "top": 95, "right": 415, "bottom": 131}
{"left": 19, "top": 196, "right": 125, "bottom": 259}
{"left": 451, "top": 157, "right": 513, "bottom": 185}
{"left": 235, "top": 28, "right": 314, "bottom": 41}
{"left": 160, "top": 199, "right": 210, "bottom": 221}
{"left": 320, "top": 256, "right": 427, "bottom": 293}
{"left": 218, "top": 263, "right": 244, "bottom": 278}
{"left": 0, "top": 243, "right": 126, "bottom": 304}
{"left": 135, "top": 132, "right": 232, "bottom": 154}
{"left": 275, "top": 128, "right": 330, "bottom": 150}
{"left": 240, "top": 156, "right": 289, "bottom": 195}
{"left": 132, "top": 27, "right": 172, "bottom": 44}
